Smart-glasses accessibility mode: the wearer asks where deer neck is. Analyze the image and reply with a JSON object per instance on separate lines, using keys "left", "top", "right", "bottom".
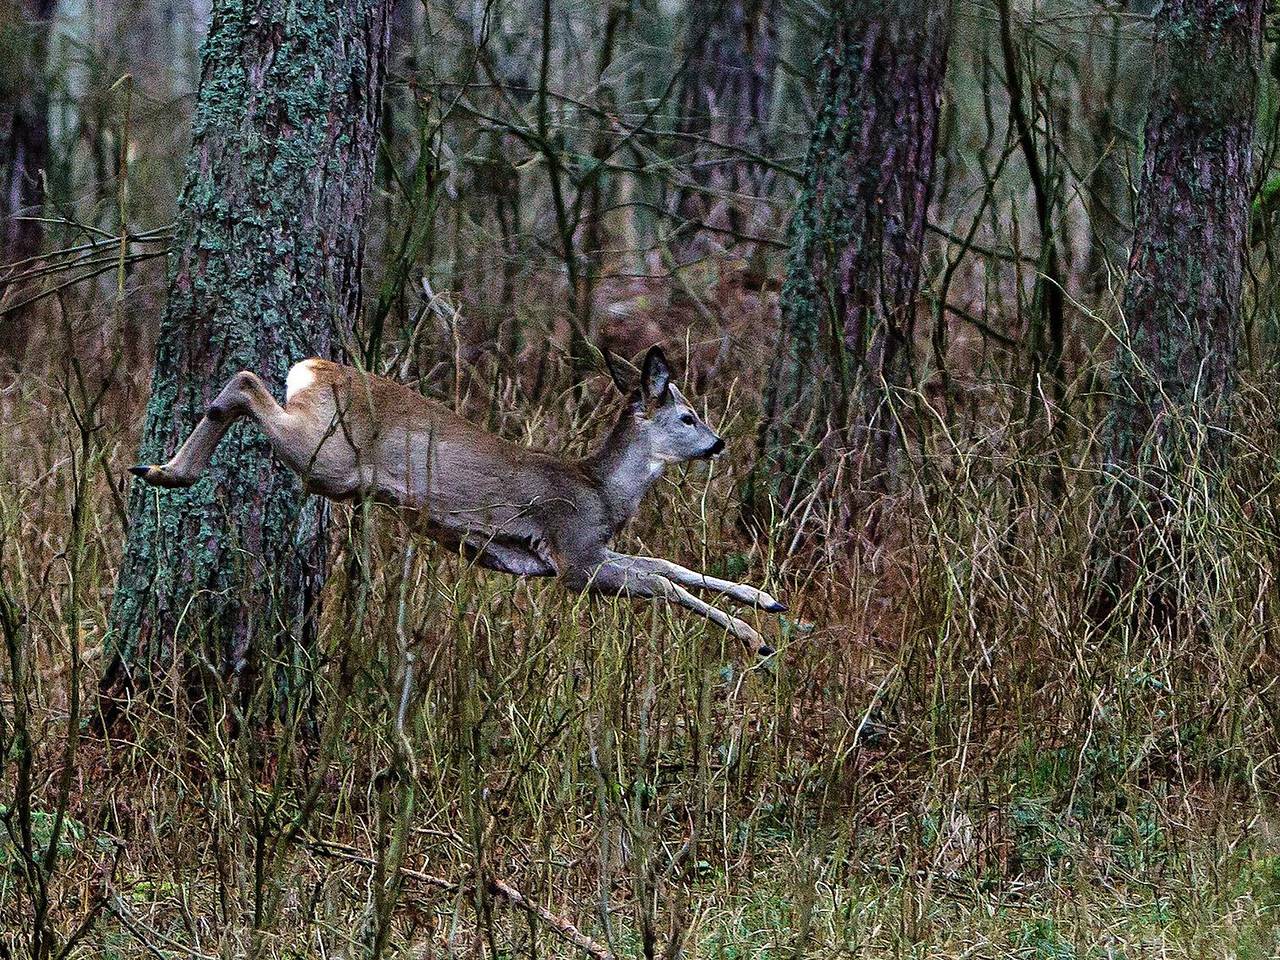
{"left": 587, "top": 414, "right": 665, "bottom": 523}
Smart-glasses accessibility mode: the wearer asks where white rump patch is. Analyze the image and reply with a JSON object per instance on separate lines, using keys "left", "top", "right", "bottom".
{"left": 285, "top": 360, "right": 317, "bottom": 401}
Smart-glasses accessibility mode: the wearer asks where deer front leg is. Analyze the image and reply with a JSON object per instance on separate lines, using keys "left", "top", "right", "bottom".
{"left": 568, "top": 558, "right": 773, "bottom": 658}
{"left": 603, "top": 551, "right": 786, "bottom": 612}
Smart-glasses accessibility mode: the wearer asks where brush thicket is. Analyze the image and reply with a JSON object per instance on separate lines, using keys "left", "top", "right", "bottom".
{"left": 2, "top": 343, "right": 1277, "bottom": 959}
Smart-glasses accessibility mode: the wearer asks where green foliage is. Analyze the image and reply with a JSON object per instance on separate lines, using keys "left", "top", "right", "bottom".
{"left": 1011, "top": 918, "right": 1080, "bottom": 960}
{"left": 0, "top": 807, "right": 86, "bottom": 868}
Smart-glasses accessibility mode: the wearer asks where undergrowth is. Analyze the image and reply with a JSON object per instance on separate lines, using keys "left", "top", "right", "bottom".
{"left": 1, "top": 351, "right": 1278, "bottom": 959}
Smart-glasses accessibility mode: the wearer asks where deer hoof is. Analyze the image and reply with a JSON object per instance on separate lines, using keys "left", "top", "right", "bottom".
{"left": 757, "top": 643, "right": 776, "bottom": 659}
{"left": 764, "top": 599, "right": 787, "bottom": 613}
{"left": 130, "top": 465, "right": 187, "bottom": 488}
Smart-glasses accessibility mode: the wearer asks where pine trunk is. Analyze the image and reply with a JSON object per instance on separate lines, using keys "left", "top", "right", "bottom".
{"left": 670, "top": 0, "right": 777, "bottom": 264}
{"left": 1097, "top": 0, "right": 1262, "bottom": 623}
{"left": 104, "top": 0, "right": 391, "bottom": 707}
{"left": 1105, "top": 0, "right": 1261, "bottom": 472}
{"left": 754, "top": 2, "right": 951, "bottom": 523}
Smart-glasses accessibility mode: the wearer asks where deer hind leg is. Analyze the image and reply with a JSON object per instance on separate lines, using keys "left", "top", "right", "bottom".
{"left": 568, "top": 557, "right": 773, "bottom": 658}
{"left": 131, "top": 370, "right": 301, "bottom": 488}
{"left": 603, "top": 551, "right": 786, "bottom": 612}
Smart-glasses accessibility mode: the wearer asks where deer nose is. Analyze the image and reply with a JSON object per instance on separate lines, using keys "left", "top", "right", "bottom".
{"left": 708, "top": 437, "right": 725, "bottom": 457}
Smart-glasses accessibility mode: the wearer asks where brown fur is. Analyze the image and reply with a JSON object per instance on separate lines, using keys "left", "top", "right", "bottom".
{"left": 132, "top": 349, "right": 785, "bottom": 654}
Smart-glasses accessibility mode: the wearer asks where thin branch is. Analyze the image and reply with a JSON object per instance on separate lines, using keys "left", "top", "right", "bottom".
{"left": 306, "top": 838, "right": 616, "bottom": 960}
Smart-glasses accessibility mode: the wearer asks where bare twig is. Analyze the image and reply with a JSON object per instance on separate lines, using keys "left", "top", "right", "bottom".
{"left": 306, "top": 838, "right": 616, "bottom": 960}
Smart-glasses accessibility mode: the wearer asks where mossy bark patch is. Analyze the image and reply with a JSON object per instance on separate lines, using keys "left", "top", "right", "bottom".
{"left": 754, "top": 1, "right": 952, "bottom": 526}
{"left": 106, "top": 0, "right": 391, "bottom": 703}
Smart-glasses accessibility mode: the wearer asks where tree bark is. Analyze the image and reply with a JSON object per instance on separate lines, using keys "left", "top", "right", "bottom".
{"left": 1098, "top": 0, "right": 1262, "bottom": 619}
{"left": 670, "top": 0, "right": 777, "bottom": 265}
{"left": 0, "top": 0, "right": 56, "bottom": 362}
{"left": 753, "top": 2, "right": 951, "bottom": 525}
{"left": 104, "top": 0, "right": 392, "bottom": 708}
{"left": 1105, "top": 0, "right": 1260, "bottom": 479}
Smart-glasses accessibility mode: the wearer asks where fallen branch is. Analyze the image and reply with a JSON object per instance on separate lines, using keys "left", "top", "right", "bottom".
{"left": 306, "top": 838, "right": 615, "bottom": 960}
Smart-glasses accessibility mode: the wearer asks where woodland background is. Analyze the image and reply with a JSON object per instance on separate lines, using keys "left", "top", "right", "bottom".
{"left": 3, "top": 1, "right": 1280, "bottom": 957}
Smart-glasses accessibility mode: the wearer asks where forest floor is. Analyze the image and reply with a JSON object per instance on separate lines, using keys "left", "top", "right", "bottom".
{"left": 2, "top": 370, "right": 1279, "bottom": 959}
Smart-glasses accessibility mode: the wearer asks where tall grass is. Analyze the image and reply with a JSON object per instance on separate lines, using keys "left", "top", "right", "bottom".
{"left": 1, "top": 343, "right": 1278, "bottom": 959}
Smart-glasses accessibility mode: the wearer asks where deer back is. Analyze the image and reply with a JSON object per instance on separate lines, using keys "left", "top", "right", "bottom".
{"left": 284, "top": 359, "right": 612, "bottom": 567}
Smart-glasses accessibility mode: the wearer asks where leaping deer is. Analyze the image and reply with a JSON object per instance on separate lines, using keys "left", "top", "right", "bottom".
{"left": 130, "top": 346, "right": 786, "bottom": 656}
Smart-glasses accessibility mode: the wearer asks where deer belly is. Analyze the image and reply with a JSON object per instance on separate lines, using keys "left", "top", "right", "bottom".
{"left": 417, "top": 490, "right": 555, "bottom": 565}
{"left": 464, "top": 536, "right": 556, "bottom": 577}
{"left": 285, "top": 445, "right": 362, "bottom": 501}
{"left": 411, "top": 514, "right": 555, "bottom": 577}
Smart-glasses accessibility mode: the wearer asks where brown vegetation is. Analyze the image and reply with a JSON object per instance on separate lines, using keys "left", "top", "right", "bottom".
{"left": 3, "top": 1, "right": 1280, "bottom": 958}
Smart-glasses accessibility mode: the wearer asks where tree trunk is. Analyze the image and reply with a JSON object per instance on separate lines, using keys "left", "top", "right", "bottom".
{"left": 670, "top": 0, "right": 777, "bottom": 265}
{"left": 1105, "top": 0, "right": 1260, "bottom": 479}
{"left": 0, "top": 0, "right": 55, "bottom": 362}
{"left": 104, "top": 0, "right": 392, "bottom": 709}
{"left": 753, "top": 2, "right": 951, "bottom": 526}
{"left": 1098, "top": 0, "right": 1262, "bottom": 620}
{"left": 1079, "top": 3, "right": 1141, "bottom": 310}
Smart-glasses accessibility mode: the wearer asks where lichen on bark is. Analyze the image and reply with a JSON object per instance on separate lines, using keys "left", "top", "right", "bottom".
{"left": 752, "top": 2, "right": 952, "bottom": 529}
{"left": 105, "top": 0, "right": 391, "bottom": 706}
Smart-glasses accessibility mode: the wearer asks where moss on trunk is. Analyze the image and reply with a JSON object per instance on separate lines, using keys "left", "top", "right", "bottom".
{"left": 105, "top": 0, "right": 391, "bottom": 706}
{"left": 753, "top": 1, "right": 952, "bottom": 527}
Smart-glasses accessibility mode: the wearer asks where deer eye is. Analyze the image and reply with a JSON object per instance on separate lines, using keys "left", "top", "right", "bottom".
{"left": 680, "top": 413, "right": 696, "bottom": 426}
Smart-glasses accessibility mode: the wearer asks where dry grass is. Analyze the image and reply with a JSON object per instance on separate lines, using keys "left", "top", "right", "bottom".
{"left": 2, "top": 346, "right": 1279, "bottom": 960}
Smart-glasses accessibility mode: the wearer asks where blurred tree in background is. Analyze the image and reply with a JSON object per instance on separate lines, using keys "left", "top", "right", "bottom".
{"left": 668, "top": 0, "right": 778, "bottom": 268}
{"left": 0, "top": 0, "right": 56, "bottom": 362}
{"left": 1100, "top": 0, "right": 1263, "bottom": 617}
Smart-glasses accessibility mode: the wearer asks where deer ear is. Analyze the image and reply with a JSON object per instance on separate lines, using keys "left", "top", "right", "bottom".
{"left": 602, "top": 347, "right": 632, "bottom": 396}
{"left": 642, "top": 346, "right": 671, "bottom": 401}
